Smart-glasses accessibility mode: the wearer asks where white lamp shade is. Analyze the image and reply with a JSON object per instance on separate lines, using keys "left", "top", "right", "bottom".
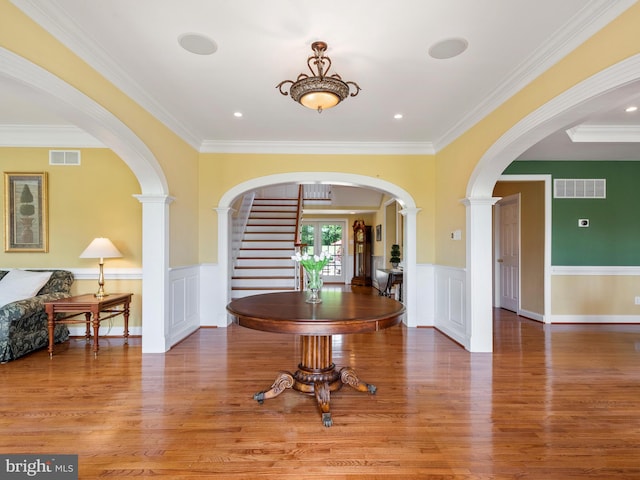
{"left": 80, "top": 237, "right": 122, "bottom": 260}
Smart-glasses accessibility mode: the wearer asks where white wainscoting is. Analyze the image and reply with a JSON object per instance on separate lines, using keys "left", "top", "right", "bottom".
{"left": 415, "top": 263, "right": 435, "bottom": 326}
{"left": 167, "top": 265, "right": 201, "bottom": 347}
{"left": 66, "top": 268, "right": 142, "bottom": 337}
{"left": 199, "top": 263, "right": 228, "bottom": 328}
{"left": 434, "top": 265, "right": 467, "bottom": 346}
{"left": 68, "top": 265, "right": 222, "bottom": 345}
{"left": 66, "top": 263, "right": 464, "bottom": 347}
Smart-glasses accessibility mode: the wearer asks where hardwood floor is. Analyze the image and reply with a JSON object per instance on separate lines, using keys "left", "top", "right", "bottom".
{"left": 2, "top": 305, "right": 640, "bottom": 479}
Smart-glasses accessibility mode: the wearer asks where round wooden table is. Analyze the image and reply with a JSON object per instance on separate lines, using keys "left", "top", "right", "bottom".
{"left": 226, "top": 290, "right": 405, "bottom": 427}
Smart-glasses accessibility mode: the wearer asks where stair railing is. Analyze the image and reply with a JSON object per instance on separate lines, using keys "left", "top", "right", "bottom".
{"left": 231, "top": 192, "right": 255, "bottom": 267}
{"left": 293, "top": 185, "right": 306, "bottom": 291}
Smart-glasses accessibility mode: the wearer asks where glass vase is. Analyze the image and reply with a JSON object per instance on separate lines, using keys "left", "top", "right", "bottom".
{"left": 305, "top": 268, "right": 323, "bottom": 304}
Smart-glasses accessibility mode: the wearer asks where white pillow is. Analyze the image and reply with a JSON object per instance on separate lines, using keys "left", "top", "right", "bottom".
{"left": 0, "top": 270, "right": 53, "bottom": 307}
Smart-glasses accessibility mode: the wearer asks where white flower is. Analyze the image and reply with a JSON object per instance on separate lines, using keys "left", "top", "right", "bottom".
{"left": 291, "top": 250, "right": 332, "bottom": 268}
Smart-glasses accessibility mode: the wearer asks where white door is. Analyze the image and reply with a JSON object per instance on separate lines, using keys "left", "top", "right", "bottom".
{"left": 496, "top": 195, "right": 520, "bottom": 312}
{"left": 300, "top": 221, "right": 346, "bottom": 284}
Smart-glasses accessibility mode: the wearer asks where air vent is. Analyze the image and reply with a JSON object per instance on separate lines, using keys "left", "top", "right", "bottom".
{"left": 554, "top": 179, "right": 606, "bottom": 199}
{"left": 49, "top": 150, "right": 81, "bottom": 166}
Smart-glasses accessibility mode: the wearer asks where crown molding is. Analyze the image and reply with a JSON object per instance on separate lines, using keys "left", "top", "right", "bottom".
{"left": 566, "top": 124, "right": 640, "bottom": 142}
{"left": 199, "top": 140, "right": 435, "bottom": 155}
{"left": 11, "top": 0, "right": 637, "bottom": 155}
{"left": 11, "top": 0, "right": 202, "bottom": 150}
{"left": 433, "top": 0, "right": 637, "bottom": 152}
{"left": 0, "top": 124, "right": 105, "bottom": 147}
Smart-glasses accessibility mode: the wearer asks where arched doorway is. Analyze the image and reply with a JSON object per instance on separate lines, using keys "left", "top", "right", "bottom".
{"left": 216, "top": 172, "right": 420, "bottom": 327}
{"left": 465, "top": 54, "right": 640, "bottom": 352}
{"left": 0, "top": 48, "right": 171, "bottom": 353}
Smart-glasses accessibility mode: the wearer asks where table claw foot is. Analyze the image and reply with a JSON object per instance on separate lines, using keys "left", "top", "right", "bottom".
{"left": 340, "top": 367, "right": 377, "bottom": 394}
{"left": 314, "top": 381, "right": 333, "bottom": 427}
{"left": 322, "top": 412, "right": 333, "bottom": 427}
{"left": 254, "top": 371, "right": 294, "bottom": 404}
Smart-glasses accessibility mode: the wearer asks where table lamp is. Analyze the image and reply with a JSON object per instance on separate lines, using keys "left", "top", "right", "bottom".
{"left": 80, "top": 237, "right": 122, "bottom": 298}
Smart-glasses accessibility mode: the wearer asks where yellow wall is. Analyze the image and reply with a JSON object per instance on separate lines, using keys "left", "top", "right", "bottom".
{"left": 0, "top": 0, "right": 200, "bottom": 268}
{"left": 552, "top": 276, "right": 640, "bottom": 315}
{"left": 3, "top": 0, "right": 640, "bottom": 324}
{"left": 371, "top": 196, "right": 389, "bottom": 258}
{"left": 198, "top": 153, "right": 436, "bottom": 264}
{"left": 0, "top": 148, "right": 141, "bottom": 268}
{"left": 434, "top": 3, "right": 640, "bottom": 268}
{"left": 0, "top": 147, "right": 143, "bottom": 326}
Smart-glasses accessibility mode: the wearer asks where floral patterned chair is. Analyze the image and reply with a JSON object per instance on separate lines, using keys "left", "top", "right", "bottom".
{"left": 0, "top": 270, "right": 74, "bottom": 362}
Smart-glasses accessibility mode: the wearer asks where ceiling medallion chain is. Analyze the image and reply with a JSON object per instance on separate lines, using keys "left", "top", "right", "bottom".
{"left": 277, "top": 41, "right": 361, "bottom": 113}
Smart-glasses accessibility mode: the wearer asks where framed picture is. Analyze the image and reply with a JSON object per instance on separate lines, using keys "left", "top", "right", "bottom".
{"left": 4, "top": 172, "right": 48, "bottom": 252}
{"left": 376, "top": 224, "right": 382, "bottom": 242}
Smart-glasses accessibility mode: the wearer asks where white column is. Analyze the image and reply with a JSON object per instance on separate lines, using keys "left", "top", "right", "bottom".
{"left": 215, "top": 207, "right": 232, "bottom": 327}
{"left": 134, "top": 194, "right": 174, "bottom": 353}
{"left": 400, "top": 207, "right": 421, "bottom": 327}
{"left": 462, "top": 197, "right": 500, "bottom": 352}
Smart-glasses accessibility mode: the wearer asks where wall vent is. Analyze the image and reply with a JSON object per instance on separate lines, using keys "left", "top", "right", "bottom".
{"left": 554, "top": 179, "right": 606, "bottom": 199}
{"left": 49, "top": 150, "right": 81, "bottom": 166}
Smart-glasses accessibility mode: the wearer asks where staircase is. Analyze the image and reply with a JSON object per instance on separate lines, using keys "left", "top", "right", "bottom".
{"left": 231, "top": 197, "right": 299, "bottom": 299}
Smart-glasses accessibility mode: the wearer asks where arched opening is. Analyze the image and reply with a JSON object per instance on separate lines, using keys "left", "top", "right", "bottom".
{"left": 216, "top": 172, "right": 420, "bottom": 327}
{"left": 465, "top": 54, "right": 640, "bottom": 352}
{"left": 0, "top": 48, "right": 171, "bottom": 353}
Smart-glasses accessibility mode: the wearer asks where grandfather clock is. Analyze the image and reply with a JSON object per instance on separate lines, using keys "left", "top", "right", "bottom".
{"left": 351, "top": 220, "right": 372, "bottom": 286}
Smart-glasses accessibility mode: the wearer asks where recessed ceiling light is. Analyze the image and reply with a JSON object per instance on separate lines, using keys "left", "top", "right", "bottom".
{"left": 428, "top": 38, "right": 468, "bottom": 60}
{"left": 394, "top": 114, "right": 403, "bottom": 120}
{"left": 625, "top": 106, "right": 638, "bottom": 112}
{"left": 178, "top": 33, "right": 217, "bottom": 55}
{"left": 233, "top": 112, "right": 243, "bottom": 118}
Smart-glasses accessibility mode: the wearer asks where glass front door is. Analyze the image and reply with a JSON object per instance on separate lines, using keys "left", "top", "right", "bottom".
{"left": 300, "top": 221, "right": 345, "bottom": 284}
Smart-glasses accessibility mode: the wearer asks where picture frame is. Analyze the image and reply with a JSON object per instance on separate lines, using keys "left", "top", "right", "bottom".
{"left": 4, "top": 172, "right": 48, "bottom": 252}
{"left": 376, "top": 224, "right": 382, "bottom": 242}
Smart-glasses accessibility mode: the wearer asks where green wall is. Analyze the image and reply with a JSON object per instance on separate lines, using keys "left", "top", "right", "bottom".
{"left": 503, "top": 161, "right": 640, "bottom": 266}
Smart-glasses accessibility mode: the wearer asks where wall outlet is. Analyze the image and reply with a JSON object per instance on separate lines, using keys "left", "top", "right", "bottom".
{"left": 451, "top": 229, "right": 462, "bottom": 241}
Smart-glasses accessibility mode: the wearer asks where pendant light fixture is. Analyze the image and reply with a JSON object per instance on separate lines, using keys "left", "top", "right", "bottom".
{"left": 277, "top": 41, "right": 361, "bottom": 113}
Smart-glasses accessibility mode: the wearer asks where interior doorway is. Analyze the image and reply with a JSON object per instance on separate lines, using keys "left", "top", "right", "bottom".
{"left": 494, "top": 194, "right": 520, "bottom": 312}
{"left": 493, "top": 176, "right": 550, "bottom": 322}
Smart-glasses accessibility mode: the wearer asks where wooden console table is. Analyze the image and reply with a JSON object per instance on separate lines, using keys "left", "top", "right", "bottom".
{"left": 45, "top": 293, "right": 132, "bottom": 358}
{"left": 377, "top": 268, "right": 403, "bottom": 301}
{"left": 227, "top": 291, "right": 405, "bottom": 427}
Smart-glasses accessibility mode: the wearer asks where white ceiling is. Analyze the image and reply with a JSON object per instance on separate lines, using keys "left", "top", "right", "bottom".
{"left": 1, "top": 0, "right": 639, "bottom": 160}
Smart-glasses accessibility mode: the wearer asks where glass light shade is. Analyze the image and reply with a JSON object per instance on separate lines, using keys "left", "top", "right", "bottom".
{"left": 300, "top": 91, "right": 340, "bottom": 111}
{"left": 79, "top": 237, "right": 122, "bottom": 260}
